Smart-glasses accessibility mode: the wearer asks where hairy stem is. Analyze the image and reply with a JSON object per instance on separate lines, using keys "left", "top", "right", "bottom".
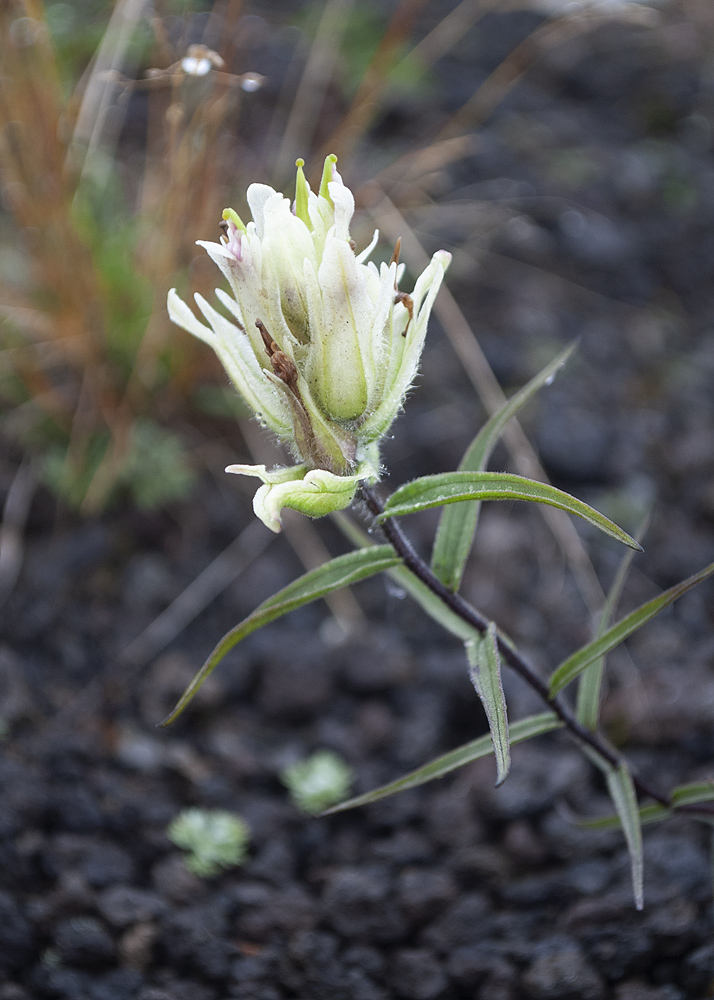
{"left": 358, "top": 484, "right": 713, "bottom": 820}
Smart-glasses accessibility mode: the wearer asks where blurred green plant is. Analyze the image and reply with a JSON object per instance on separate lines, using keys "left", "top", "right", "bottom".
{"left": 281, "top": 750, "right": 354, "bottom": 815}
{"left": 167, "top": 808, "right": 250, "bottom": 877}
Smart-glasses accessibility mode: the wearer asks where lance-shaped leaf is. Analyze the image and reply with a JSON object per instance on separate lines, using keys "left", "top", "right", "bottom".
{"left": 578, "top": 781, "right": 714, "bottom": 832}
{"left": 671, "top": 782, "right": 714, "bottom": 808}
{"left": 432, "top": 342, "right": 577, "bottom": 591}
{"left": 550, "top": 559, "right": 714, "bottom": 696}
{"left": 160, "top": 546, "right": 400, "bottom": 725}
{"left": 380, "top": 472, "right": 641, "bottom": 551}
{"left": 466, "top": 623, "right": 510, "bottom": 786}
{"left": 576, "top": 517, "right": 648, "bottom": 730}
{"left": 576, "top": 802, "right": 670, "bottom": 831}
{"left": 606, "top": 764, "right": 644, "bottom": 910}
{"left": 324, "top": 712, "right": 562, "bottom": 814}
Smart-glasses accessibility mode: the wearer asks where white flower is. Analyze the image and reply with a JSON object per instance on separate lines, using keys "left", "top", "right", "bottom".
{"left": 168, "top": 155, "right": 450, "bottom": 532}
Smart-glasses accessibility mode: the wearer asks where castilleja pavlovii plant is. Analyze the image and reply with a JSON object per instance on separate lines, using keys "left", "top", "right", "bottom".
{"left": 168, "top": 155, "right": 450, "bottom": 532}
{"left": 165, "top": 157, "right": 714, "bottom": 907}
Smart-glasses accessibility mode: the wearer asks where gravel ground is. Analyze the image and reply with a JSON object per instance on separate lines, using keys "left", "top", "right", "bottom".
{"left": 1, "top": 3, "right": 714, "bottom": 999}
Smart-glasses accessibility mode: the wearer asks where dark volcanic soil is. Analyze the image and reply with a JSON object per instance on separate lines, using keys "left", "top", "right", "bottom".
{"left": 2, "top": 3, "right": 714, "bottom": 999}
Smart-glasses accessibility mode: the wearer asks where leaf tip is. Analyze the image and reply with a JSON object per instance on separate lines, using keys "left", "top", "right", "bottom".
{"left": 157, "top": 706, "right": 181, "bottom": 728}
{"left": 320, "top": 799, "right": 350, "bottom": 816}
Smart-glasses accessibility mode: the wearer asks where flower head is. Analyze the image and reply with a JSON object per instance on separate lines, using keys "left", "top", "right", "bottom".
{"left": 168, "top": 155, "right": 450, "bottom": 531}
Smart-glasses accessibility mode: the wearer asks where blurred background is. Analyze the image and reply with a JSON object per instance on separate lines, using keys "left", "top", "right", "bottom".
{"left": 2, "top": 0, "right": 714, "bottom": 673}
{"left": 2, "top": 2, "right": 714, "bottom": 995}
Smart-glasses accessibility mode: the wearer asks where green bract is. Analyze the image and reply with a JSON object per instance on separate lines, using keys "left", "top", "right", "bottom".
{"left": 168, "top": 155, "right": 450, "bottom": 532}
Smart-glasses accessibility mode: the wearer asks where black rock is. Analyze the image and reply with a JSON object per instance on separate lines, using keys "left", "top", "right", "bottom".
{"left": 53, "top": 916, "right": 116, "bottom": 969}
{"left": 681, "top": 939, "right": 714, "bottom": 994}
{"left": 389, "top": 948, "right": 448, "bottom": 1000}
{"left": 446, "top": 943, "right": 515, "bottom": 987}
{"left": 0, "top": 891, "right": 35, "bottom": 974}
{"left": 81, "top": 843, "right": 134, "bottom": 889}
{"left": 160, "top": 903, "right": 232, "bottom": 980}
{"left": 420, "top": 892, "right": 492, "bottom": 951}
{"left": 396, "top": 866, "right": 457, "bottom": 924}
{"left": 89, "top": 968, "right": 145, "bottom": 1000}
{"left": 97, "top": 886, "right": 167, "bottom": 928}
{"left": 521, "top": 939, "right": 606, "bottom": 1000}
{"left": 323, "top": 866, "right": 407, "bottom": 943}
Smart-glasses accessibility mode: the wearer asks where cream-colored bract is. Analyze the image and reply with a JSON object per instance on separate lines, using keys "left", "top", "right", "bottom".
{"left": 168, "top": 155, "right": 450, "bottom": 532}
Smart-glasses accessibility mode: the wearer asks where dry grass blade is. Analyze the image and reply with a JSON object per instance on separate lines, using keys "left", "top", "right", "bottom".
{"left": 434, "top": 2, "right": 657, "bottom": 144}
{"left": 395, "top": 0, "right": 503, "bottom": 74}
{"left": 117, "top": 520, "right": 274, "bottom": 670}
{"left": 435, "top": 12, "right": 567, "bottom": 142}
{"left": 318, "top": 0, "right": 431, "bottom": 167}
{"left": 49, "top": 518, "right": 275, "bottom": 732}
{"left": 362, "top": 185, "right": 604, "bottom": 612}
{"left": 273, "top": 0, "right": 357, "bottom": 186}
{"left": 372, "top": 135, "right": 479, "bottom": 196}
{"left": 69, "top": 0, "right": 150, "bottom": 185}
{"left": 0, "top": 0, "right": 105, "bottom": 369}
{"left": 0, "top": 460, "right": 36, "bottom": 605}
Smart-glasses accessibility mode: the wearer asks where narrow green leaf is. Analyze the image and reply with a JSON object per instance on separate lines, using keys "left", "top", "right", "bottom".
{"left": 466, "top": 623, "right": 510, "bottom": 786}
{"left": 160, "top": 546, "right": 400, "bottom": 726}
{"left": 577, "top": 802, "right": 670, "bottom": 831}
{"left": 550, "top": 559, "right": 714, "bottom": 696}
{"left": 606, "top": 764, "right": 644, "bottom": 909}
{"left": 381, "top": 472, "right": 642, "bottom": 551}
{"left": 323, "top": 712, "right": 562, "bottom": 814}
{"left": 671, "top": 782, "right": 714, "bottom": 808}
{"left": 432, "top": 342, "right": 577, "bottom": 591}
{"left": 576, "top": 516, "right": 648, "bottom": 730}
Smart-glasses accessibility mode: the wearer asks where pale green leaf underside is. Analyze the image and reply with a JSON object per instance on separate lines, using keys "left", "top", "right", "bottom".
{"left": 606, "top": 764, "right": 644, "bottom": 910}
{"left": 671, "top": 782, "right": 714, "bottom": 807}
{"left": 380, "top": 472, "right": 641, "bottom": 551}
{"left": 432, "top": 342, "right": 577, "bottom": 591}
{"left": 571, "top": 780, "right": 714, "bottom": 831}
{"left": 323, "top": 712, "right": 562, "bottom": 814}
{"left": 576, "top": 517, "right": 648, "bottom": 730}
{"left": 577, "top": 802, "right": 670, "bottom": 831}
{"left": 466, "top": 624, "right": 510, "bottom": 786}
{"left": 550, "top": 559, "right": 714, "bottom": 696}
{"left": 160, "top": 546, "right": 400, "bottom": 725}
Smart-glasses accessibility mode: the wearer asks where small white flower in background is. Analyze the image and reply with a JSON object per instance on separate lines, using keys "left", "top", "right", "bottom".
{"left": 167, "top": 808, "right": 250, "bottom": 877}
{"left": 168, "top": 155, "right": 450, "bottom": 532}
{"left": 180, "top": 44, "right": 224, "bottom": 77}
{"left": 281, "top": 750, "right": 354, "bottom": 815}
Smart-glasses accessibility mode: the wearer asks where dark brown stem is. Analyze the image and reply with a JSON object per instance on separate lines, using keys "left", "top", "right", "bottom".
{"left": 358, "top": 484, "right": 714, "bottom": 820}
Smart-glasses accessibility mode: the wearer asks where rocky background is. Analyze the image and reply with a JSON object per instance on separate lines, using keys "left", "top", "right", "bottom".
{"left": 1, "top": 2, "right": 714, "bottom": 998}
